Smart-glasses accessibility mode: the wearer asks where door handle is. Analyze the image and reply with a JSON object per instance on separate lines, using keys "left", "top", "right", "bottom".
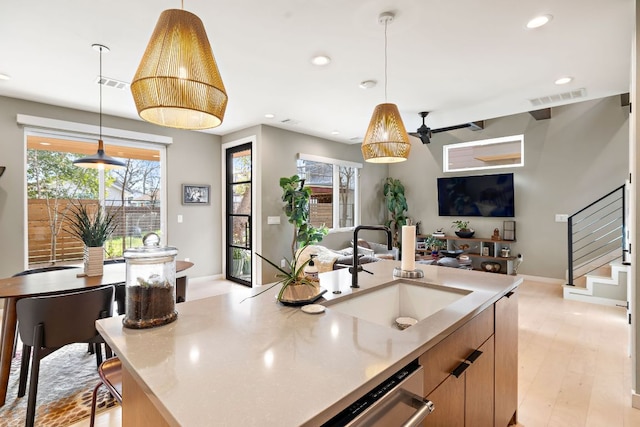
{"left": 400, "top": 395, "right": 435, "bottom": 427}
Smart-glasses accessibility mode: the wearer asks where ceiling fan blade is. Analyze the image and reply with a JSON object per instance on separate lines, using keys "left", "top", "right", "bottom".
{"left": 431, "top": 120, "right": 485, "bottom": 134}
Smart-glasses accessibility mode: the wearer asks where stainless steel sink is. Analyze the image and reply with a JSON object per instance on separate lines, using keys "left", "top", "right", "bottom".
{"left": 323, "top": 280, "right": 470, "bottom": 330}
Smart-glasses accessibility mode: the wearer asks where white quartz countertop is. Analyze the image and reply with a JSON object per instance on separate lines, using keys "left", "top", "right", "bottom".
{"left": 96, "top": 261, "right": 522, "bottom": 426}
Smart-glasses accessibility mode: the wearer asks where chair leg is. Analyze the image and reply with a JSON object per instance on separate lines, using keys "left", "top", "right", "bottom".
{"left": 89, "top": 381, "right": 102, "bottom": 427}
{"left": 18, "top": 344, "right": 31, "bottom": 397}
{"left": 94, "top": 343, "right": 103, "bottom": 369}
{"left": 25, "top": 325, "right": 43, "bottom": 427}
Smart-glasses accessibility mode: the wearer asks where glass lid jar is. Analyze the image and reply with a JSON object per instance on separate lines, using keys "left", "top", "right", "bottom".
{"left": 122, "top": 233, "right": 178, "bottom": 329}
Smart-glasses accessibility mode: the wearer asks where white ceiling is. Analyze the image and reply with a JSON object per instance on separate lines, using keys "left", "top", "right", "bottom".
{"left": 0, "top": 0, "right": 633, "bottom": 144}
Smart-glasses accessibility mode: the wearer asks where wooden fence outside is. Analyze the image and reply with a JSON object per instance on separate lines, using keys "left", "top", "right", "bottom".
{"left": 28, "top": 199, "right": 160, "bottom": 266}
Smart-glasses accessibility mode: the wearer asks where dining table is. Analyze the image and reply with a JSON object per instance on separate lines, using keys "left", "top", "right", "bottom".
{"left": 0, "top": 260, "right": 194, "bottom": 407}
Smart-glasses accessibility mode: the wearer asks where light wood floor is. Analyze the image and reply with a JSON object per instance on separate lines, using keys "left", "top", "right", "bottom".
{"left": 52, "top": 277, "right": 640, "bottom": 426}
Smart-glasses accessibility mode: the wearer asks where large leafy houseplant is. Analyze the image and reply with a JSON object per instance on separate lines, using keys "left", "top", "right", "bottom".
{"left": 249, "top": 175, "right": 328, "bottom": 304}
{"left": 280, "top": 175, "right": 328, "bottom": 256}
{"left": 383, "top": 177, "right": 408, "bottom": 248}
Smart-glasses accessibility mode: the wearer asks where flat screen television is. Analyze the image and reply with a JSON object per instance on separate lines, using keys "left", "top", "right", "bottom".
{"left": 437, "top": 173, "right": 515, "bottom": 217}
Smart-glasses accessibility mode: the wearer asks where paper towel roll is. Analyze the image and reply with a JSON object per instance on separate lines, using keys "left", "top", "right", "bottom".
{"left": 401, "top": 225, "right": 416, "bottom": 271}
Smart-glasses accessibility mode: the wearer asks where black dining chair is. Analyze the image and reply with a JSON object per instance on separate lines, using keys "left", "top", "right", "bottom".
{"left": 10, "top": 266, "right": 81, "bottom": 358}
{"left": 16, "top": 285, "right": 115, "bottom": 427}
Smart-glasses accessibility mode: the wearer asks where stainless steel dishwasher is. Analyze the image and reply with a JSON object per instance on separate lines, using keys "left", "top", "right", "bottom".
{"left": 322, "top": 360, "right": 434, "bottom": 427}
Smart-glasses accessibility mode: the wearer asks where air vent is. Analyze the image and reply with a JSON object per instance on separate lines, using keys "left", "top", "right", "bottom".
{"left": 529, "top": 88, "right": 586, "bottom": 107}
{"left": 96, "top": 76, "right": 129, "bottom": 90}
{"left": 349, "top": 136, "right": 363, "bottom": 143}
{"left": 279, "top": 118, "right": 300, "bottom": 125}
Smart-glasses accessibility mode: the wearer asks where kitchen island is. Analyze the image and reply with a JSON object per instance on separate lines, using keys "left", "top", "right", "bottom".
{"left": 96, "top": 261, "right": 522, "bottom": 426}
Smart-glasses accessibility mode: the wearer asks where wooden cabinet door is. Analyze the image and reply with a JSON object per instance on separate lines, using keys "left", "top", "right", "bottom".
{"left": 495, "top": 288, "right": 519, "bottom": 427}
{"left": 465, "top": 336, "right": 495, "bottom": 427}
{"left": 423, "top": 373, "right": 465, "bottom": 427}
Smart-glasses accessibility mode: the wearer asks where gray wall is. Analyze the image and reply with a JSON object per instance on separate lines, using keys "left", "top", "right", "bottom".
{"left": 224, "top": 124, "right": 388, "bottom": 284}
{"left": 391, "top": 95, "right": 629, "bottom": 279}
{"left": 0, "top": 95, "right": 221, "bottom": 278}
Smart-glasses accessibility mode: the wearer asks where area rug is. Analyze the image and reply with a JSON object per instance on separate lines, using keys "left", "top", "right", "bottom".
{"left": 0, "top": 343, "right": 118, "bottom": 427}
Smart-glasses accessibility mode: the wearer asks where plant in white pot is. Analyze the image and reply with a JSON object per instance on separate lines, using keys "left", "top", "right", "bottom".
{"left": 66, "top": 201, "right": 119, "bottom": 276}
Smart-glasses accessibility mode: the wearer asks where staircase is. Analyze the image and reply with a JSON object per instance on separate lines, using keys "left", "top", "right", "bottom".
{"left": 562, "top": 185, "right": 629, "bottom": 306}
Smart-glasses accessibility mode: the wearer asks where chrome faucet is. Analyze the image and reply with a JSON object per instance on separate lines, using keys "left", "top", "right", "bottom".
{"left": 350, "top": 225, "right": 392, "bottom": 288}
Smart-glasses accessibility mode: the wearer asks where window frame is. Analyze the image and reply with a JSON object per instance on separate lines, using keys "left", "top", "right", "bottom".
{"left": 443, "top": 134, "right": 524, "bottom": 173}
{"left": 297, "top": 153, "right": 362, "bottom": 232}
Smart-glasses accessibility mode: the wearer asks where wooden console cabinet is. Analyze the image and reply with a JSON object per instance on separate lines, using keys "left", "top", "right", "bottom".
{"left": 419, "top": 287, "right": 518, "bottom": 427}
{"left": 416, "top": 235, "right": 517, "bottom": 274}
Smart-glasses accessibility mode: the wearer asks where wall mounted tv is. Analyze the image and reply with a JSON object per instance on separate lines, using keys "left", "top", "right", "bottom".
{"left": 437, "top": 173, "right": 515, "bottom": 217}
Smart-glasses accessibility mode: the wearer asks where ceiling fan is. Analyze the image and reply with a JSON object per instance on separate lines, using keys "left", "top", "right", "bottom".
{"left": 409, "top": 111, "right": 484, "bottom": 144}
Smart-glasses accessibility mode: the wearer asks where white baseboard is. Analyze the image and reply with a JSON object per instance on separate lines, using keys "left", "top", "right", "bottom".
{"left": 562, "top": 290, "right": 626, "bottom": 307}
{"left": 517, "top": 274, "right": 564, "bottom": 285}
{"left": 633, "top": 391, "right": 640, "bottom": 409}
{"left": 189, "top": 274, "right": 223, "bottom": 282}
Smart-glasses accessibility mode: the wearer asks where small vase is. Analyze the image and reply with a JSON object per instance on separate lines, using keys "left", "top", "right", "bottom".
{"left": 84, "top": 246, "right": 104, "bottom": 277}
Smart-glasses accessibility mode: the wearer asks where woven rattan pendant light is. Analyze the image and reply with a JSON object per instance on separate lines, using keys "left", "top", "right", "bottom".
{"left": 131, "top": 5, "right": 228, "bottom": 130}
{"left": 361, "top": 12, "right": 411, "bottom": 163}
{"left": 73, "top": 44, "right": 125, "bottom": 170}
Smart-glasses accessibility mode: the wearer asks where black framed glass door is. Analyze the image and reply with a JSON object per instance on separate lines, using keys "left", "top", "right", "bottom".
{"left": 226, "top": 143, "right": 252, "bottom": 286}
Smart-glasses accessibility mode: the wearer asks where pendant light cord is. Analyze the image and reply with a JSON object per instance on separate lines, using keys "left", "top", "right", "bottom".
{"left": 99, "top": 46, "right": 103, "bottom": 142}
{"left": 384, "top": 19, "right": 388, "bottom": 102}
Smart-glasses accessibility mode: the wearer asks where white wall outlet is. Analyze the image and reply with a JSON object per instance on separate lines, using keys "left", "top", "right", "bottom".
{"left": 280, "top": 259, "right": 286, "bottom": 268}
{"left": 268, "top": 216, "right": 281, "bottom": 225}
{"left": 555, "top": 214, "right": 569, "bottom": 222}
{"left": 177, "top": 214, "right": 183, "bottom": 223}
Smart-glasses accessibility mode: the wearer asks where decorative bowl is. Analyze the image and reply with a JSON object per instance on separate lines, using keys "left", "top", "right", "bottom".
{"left": 440, "top": 249, "right": 464, "bottom": 258}
{"left": 455, "top": 230, "right": 475, "bottom": 238}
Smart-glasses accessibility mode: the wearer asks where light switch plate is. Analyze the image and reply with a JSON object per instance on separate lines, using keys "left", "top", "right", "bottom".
{"left": 555, "top": 214, "right": 568, "bottom": 222}
{"left": 267, "top": 216, "right": 281, "bottom": 225}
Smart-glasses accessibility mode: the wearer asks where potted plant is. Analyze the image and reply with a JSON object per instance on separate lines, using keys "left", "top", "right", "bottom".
{"left": 424, "top": 235, "right": 445, "bottom": 257}
{"left": 452, "top": 220, "right": 475, "bottom": 238}
{"left": 66, "top": 201, "right": 119, "bottom": 276}
{"left": 232, "top": 247, "right": 245, "bottom": 276}
{"left": 383, "top": 177, "right": 408, "bottom": 248}
{"left": 251, "top": 175, "right": 328, "bottom": 304}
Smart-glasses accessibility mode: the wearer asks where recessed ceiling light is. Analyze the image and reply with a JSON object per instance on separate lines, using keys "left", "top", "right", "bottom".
{"left": 40, "top": 142, "right": 51, "bottom": 146}
{"left": 359, "top": 80, "right": 377, "bottom": 89}
{"left": 554, "top": 76, "right": 573, "bottom": 85}
{"left": 311, "top": 55, "right": 331, "bottom": 66}
{"left": 526, "top": 14, "right": 553, "bottom": 29}
{"left": 0, "top": 73, "right": 11, "bottom": 80}
{"left": 264, "top": 113, "right": 275, "bottom": 119}
{"left": 331, "top": 131, "right": 340, "bottom": 136}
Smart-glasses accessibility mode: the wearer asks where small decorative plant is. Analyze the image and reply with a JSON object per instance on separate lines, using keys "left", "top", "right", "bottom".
{"left": 247, "top": 252, "right": 315, "bottom": 303}
{"left": 424, "top": 235, "right": 445, "bottom": 251}
{"left": 66, "top": 201, "right": 119, "bottom": 247}
{"left": 451, "top": 220, "right": 474, "bottom": 238}
{"left": 451, "top": 220, "right": 470, "bottom": 232}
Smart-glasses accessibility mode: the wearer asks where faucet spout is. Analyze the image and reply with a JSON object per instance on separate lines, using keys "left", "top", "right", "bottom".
{"left": 350, "top": 225, "right": 392, "bottom": 288}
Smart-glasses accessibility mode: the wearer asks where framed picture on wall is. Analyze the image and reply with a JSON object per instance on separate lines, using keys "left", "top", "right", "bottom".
{"left": 182, "top": 184, "right": 210, "bottom": 205}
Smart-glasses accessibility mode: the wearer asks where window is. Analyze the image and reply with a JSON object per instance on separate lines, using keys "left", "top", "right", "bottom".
{"left": 26, "top": 133, "right": 164, "bottom": 267}
{"left": 297, "top": 154, "right": 361, "bottom": 230}
{"left": 443, "top": 134, "right": 524, "bottom": 173}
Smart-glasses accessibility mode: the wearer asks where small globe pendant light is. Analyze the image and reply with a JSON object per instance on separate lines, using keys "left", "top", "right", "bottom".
{"left": 73, "top": 44, "right": 125, "bottom": 170}
{"left": 361, "top": 12, "right": 411, "bottom": 163}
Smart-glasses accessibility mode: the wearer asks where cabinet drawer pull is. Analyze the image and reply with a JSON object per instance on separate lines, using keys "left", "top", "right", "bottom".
{"left": 451, "top": 362, "right": 469, "bottom": 378}
{"left": 504, "top": 291, "right": 514, "bottom": 298}
{"left": 465, "top": 349, "right": 483, "bottom": 364}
